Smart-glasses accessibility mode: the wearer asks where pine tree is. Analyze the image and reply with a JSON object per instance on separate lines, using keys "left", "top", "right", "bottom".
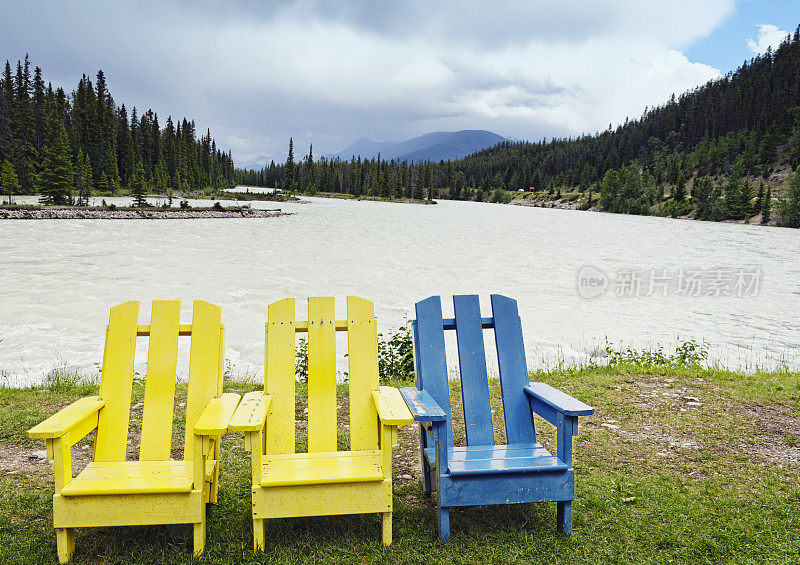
{"left": 36, "top": 117, "right": 74, "bottom": 205}
{"left": 154, "top": 156, "right": 169, "bottom": 194}
{"left": 0, "top": 159, "right": 20, "bottom": 204}
{"left": 130, "top": 161, "right": 147, "bottom": 207}
{"left": 283, "top": 137, "right": 294, "bottom": 193}
{"left": 761, "top": 186, "right": 772, "bottom": 224}
{"left": 395, "top": 167, "right": 404, "bottom": 199}
{"left": 31, "top": 66, "right": 45, "bottom": 160}
{"left": 0, "top": 82, "right": 10, "bottom": 165}
{"left": 411, "top": 167, "right": 422, "bottom": 200}
{"left": 758, "top": 124, "right": 779, "bottom": 178}
{"left": 74, "top": 149, "right": 92, "bottom": 205}
{"left": 305, "top": 143, "right": 316, "bottom": 194}
{"left": 116, "top": 104, "right": 134, "bottom": 185}
{"left": 737, "top": 180, "right": 753, "bottom": 220}
{"left": 691, "top": 176, "right": 718, "bottom": 220}
{"left": 672, "top": 171, "right": 686, "bottom": 201}
{"left": 778, "top": 171, "right": 800, "bottom": 228}
{"left": 11, "top": 58, "right": 36, "bottom": 192}
{"left": 94, "top": 70, "right": 120, "bottom": 191}
{"left": 97, "top": 171, "right": 110, "bottom": 194}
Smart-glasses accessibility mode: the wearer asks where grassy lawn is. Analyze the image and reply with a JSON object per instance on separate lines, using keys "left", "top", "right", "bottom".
{"left": 0, "top": 364, "right": 798, "bottom": 563}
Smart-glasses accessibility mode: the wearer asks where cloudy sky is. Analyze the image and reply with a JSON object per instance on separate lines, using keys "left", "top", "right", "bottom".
{"left": 1, "top": 1, "right": 798, "bottom": 167}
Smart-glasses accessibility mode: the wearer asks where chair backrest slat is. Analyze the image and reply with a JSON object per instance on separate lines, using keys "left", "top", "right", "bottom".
{"left": 490, "top": 294, "right": 535, "bottom": 444}
{"left": 183, "top": 300, "right": 223, "bottom": 459}
{"left": 265, "top": 296, "right": 382, "bottom": 455}
{"left": 453, "top": 295, "right": 494, "bottom": 445}
{"left": 307, "top": 297, "right": 337, "bottom": 452}
{"left": 264, "top": 298, "right": 296, "bottom": 454}
{"left": 139, "top": 300, "right": 181, "bottom": 461}
{"left": 414, "top": 296, "right": 453, "bottom": 442}
{"left": 346, "top": 296, "right": 379, "bottom": 451}
{"left": 95, "top": 301, "right": 140, "bottom": 462}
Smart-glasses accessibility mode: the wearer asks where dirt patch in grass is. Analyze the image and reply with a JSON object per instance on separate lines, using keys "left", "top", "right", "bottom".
{"left": 735, "top": 403, "right": 800, "bottom": 467}
{"left": 392, "top": 423, "right": 421, "bottom": 485}
{"left": 608, "top": 376, "right": 708, "bottom": 463}
{"left": 0, "top": 441, "right": 92, "bottom": 486}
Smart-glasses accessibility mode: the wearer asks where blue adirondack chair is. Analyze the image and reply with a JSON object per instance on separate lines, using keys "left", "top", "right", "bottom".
{"left": 400, "top": 294, "right": 594, "bottom": 539}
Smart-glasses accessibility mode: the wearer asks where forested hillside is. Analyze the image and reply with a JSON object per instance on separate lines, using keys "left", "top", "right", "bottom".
{"left": 0, "top": 55, "right": 235, "bottom": 205}
{"left": 237, "top": 25, "right": 800, "bottom": 227}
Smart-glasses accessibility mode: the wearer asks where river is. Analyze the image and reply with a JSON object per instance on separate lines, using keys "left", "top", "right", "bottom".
{"left": 1, "top": 193, "right": 798, "bottom": 385}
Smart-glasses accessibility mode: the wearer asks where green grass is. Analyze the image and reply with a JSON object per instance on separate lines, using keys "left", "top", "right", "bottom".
{"left": 0, "top": 363, "right": 798, "bottom": 563}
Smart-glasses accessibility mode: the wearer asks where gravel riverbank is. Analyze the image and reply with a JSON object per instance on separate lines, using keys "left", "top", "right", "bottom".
{"left": 0, "top": 206, "right": 291, "bottom": 220}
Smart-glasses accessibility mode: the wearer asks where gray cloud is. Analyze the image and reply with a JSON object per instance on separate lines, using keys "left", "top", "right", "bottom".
{"left": 1, "top": 1, "right": 733, "bottom": 165}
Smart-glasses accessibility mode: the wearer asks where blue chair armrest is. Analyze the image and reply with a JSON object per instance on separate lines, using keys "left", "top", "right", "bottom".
{"left": 525, "top": 383, "right": 593, "bottom": 466}
{"left": 399, "top": 387, "right": 447, "bottom": 422}
{"left": 524, "top": 383, "right": 594, "bottom": 417}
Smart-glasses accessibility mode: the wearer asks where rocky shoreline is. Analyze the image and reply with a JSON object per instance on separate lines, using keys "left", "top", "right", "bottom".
{"left": 0, "top": 206, "right": 291, "bottom": 220}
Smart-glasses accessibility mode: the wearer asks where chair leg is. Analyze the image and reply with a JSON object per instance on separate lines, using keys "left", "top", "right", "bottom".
{"left": 557, "top": 501, "right": 572, "bottom": 534}
{"left": 382, "top": 511, "right": 392, "bottom": 546}
{"left": 437, "top": 506, "right": 450, "bottom": 540}
{"left": 253, "top": 518, "right": 265, "bottom": 551}
{"left": 209, "top": 469, "right": 220, "bottom": 504}
{"left": 193, "top": 514, "right": 206, "bottom": 557}
{"left": 421, "top": 456, "right": 432, "bottom": 494}
{"left": 56, "top": 528, "right": 75, "bottom": 564}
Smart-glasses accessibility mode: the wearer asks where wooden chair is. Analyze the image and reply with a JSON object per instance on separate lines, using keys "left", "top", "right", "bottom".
{"left": 230, "top": 296, "right": 413, "bottom": 548}
{"left": 28, "top": 300, "right": 240, "bottom": 563}
{"left": 400, "top": 294, "right": 594, "bottom": 539}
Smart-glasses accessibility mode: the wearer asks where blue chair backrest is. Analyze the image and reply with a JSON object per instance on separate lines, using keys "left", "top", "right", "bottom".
{"left": 413, "top": 294, "right": 536, "bottom": 446}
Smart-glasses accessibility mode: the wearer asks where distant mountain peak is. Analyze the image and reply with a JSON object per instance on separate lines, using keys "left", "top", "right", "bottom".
{"left": 329, "top": 130, "right": 507, "bottom": 162}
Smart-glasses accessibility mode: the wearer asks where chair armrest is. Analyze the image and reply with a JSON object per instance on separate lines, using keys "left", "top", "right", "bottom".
{"left": 28, "top": 396, "right": 105, "bottom": 439}
{"left": 524, "top": 383, "right": 594, "bottom": 417}
{"left": 525, "top": 383, "right": 592, "bottom": 467}
{"left": 371, "top": 386, "right": 414, "bottom": 425}
{"left": 194, "top": 393, "right": 241, "bottom": 436}
{"left": 229, "top": 391, "right": 272, "bottom": 432}
{"left": 399, "top": 387, "right": 447, "bottom": 422}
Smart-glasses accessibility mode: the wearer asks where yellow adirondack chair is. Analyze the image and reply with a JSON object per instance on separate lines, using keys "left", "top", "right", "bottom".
{"left": 27, "top": 300, "right": 240, "bottom": 563}
{"left": 230, "top": 296, "right": 413, "bottom": 548}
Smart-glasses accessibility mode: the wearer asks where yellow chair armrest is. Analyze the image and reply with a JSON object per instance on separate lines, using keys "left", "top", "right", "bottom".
{"left": 194, "top": 393, "right": 241, "bottom": 436}
{"left": 229, "top": 391, "right": 272, "bottom": 432}
{"left": 371, "top": 386, "right": 414, "bottom": 426}
{"left": 28, "top": 396, "right": 105, "bottom": 439}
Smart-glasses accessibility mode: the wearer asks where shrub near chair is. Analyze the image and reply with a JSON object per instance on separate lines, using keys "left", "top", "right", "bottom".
{"left": 400, "top": 294, "right": 594, "bottom": 539}
{"left": 27, "top": 300, "right": 240, "bottom": 563}
{"left": 230, "top": 296, "right": 413, "bottom": 549}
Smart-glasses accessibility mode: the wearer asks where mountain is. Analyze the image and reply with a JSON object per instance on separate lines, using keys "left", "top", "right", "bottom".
{"left": 330, "top": 130, "right": 507, "bottom": 162}
{"left": 236, "top": 155, "right": 273, "bottom": 171}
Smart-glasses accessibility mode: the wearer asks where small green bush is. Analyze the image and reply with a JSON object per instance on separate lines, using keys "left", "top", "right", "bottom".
{"left": 377, "top": 322, "right": 414, "bottom": 384}
{"left": 491, "top": 188, "right": 511, "bottom": 203}
{"left": 295, "top": 338, "right": 309, "bottom": 383}
{"left": 294, "top": 324, "right": 415, "bottom": 385}
{"left": 605, "top": 339, "right": 709, "bottom": 368}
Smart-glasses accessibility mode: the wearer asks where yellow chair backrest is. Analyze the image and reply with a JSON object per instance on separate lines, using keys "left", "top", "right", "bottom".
{"left": 93, "top": 300, "right": 224, "bottom": 463}
{"left": 264, "top": 296, "right": 379, "bottom": 454}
